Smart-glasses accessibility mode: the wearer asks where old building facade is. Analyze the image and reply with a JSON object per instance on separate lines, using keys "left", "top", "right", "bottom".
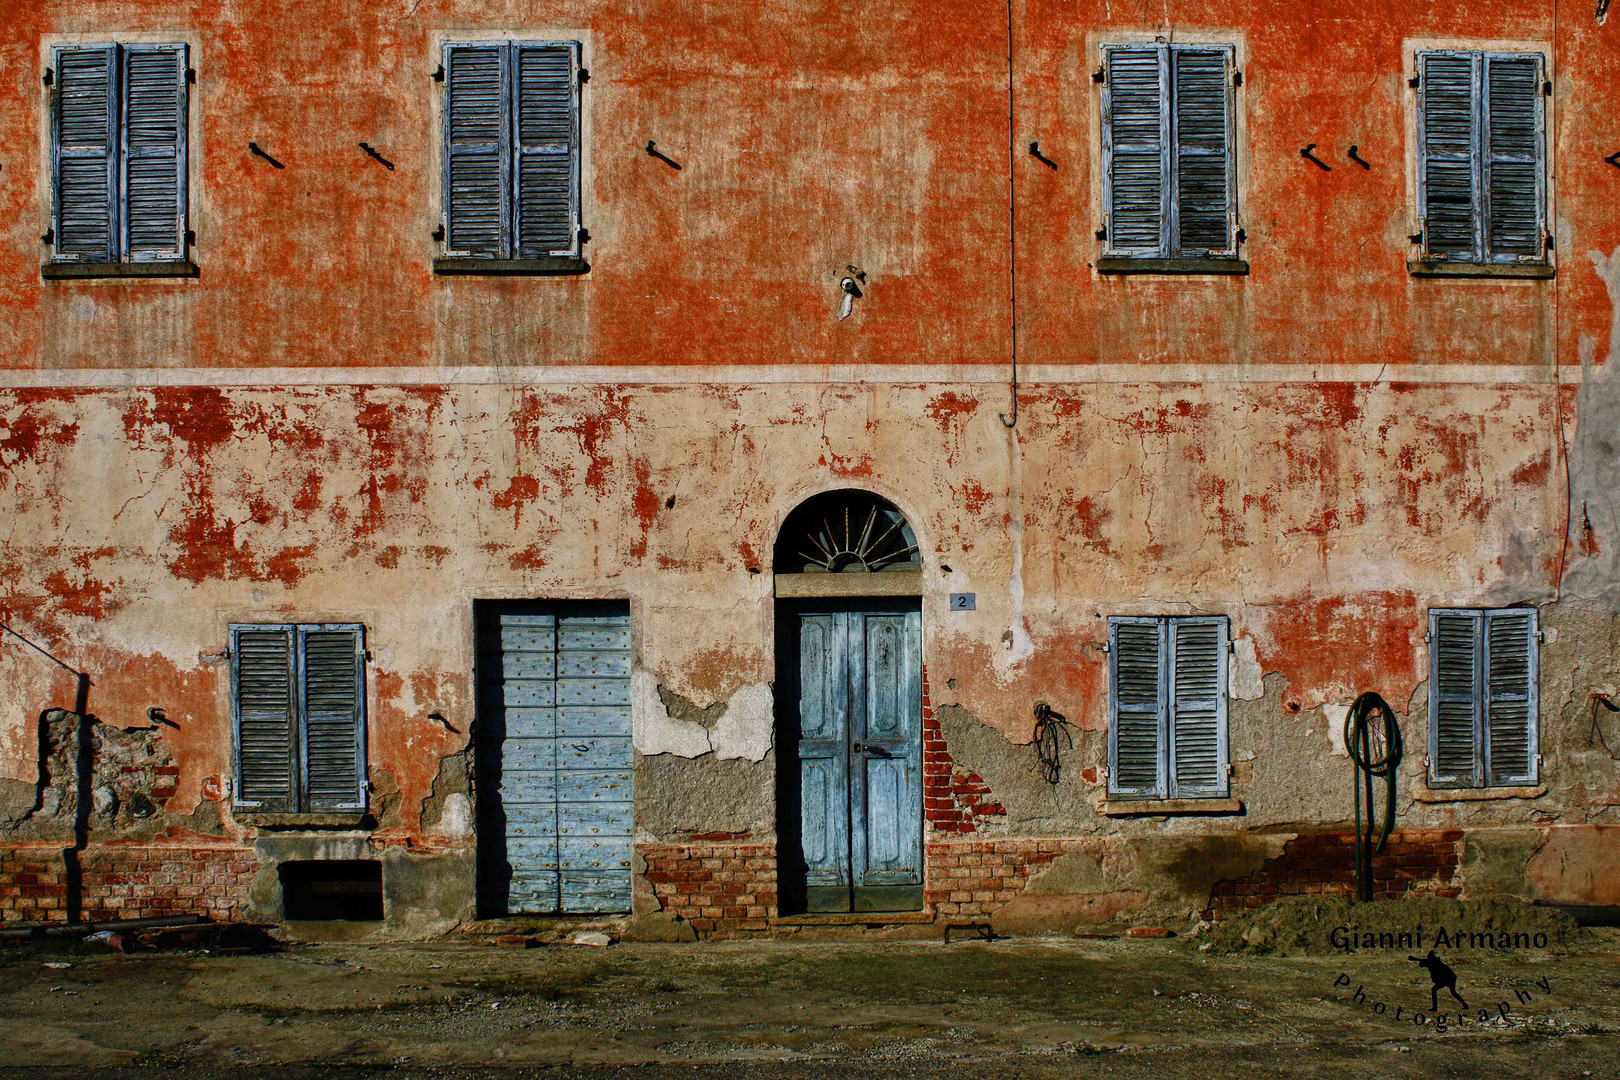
{"left": 2, "top": 0, "right": 1619, "bottom": 939}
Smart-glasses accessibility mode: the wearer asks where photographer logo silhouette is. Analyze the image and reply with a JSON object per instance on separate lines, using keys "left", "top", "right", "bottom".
{"left": 1409, "top": 950, "right": 1467, "bottom": 1012}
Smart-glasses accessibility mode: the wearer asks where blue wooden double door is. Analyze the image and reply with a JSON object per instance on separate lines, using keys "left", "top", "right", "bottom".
{"left": 784, "top": 602, "right": 924, "bottom": 913}
{"left": 475, "top": 601, "right": 633, "bottom": 916}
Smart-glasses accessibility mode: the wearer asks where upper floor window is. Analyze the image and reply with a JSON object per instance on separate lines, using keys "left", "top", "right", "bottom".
{"left": 1428, "top": 608, "right": 1539, "bottom": 788}
{"left": 435, "top": 41, "right": 585, "bottom": 274}
{"left": 231, "top": 624, "right": 368, "bottom": 814}
{"left": 1413, "top": 50, "right": 1550, "bottom": 274}
{"left": 1099, "top": 43, "right": 1242, "bottom": 273}
{"left": 1107, "top": 616, "right": 1230, "bottom": 800}
{"left": 45, "top": 44, "right": 193, "bottom": 278}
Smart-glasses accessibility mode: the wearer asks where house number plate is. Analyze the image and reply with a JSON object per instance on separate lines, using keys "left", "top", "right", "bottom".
{"left": 950, "top": 593, "right": 976, "bottom": 611}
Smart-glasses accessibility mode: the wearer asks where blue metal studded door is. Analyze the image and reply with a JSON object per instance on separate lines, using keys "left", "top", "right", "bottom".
{"left": 476, "top": 602, "right": 633, "bottom": 916}
{"left": 791, "top": 604, "right": 923, "bottom": 913}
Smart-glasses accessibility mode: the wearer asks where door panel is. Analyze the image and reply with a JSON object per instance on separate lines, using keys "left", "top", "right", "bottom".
{"left": 850, "top": 610, "right": 923, "bottom": 896}
{"left": 477, "top": 602, "right": 634, "bottom": 917}
{"left": 790, "top": 603, "right": 921, "bottom": 913}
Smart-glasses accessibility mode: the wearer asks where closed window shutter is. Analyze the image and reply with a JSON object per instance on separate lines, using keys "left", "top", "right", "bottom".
{"left": 1171, "top": 49, "right": 1234, "bottom": 256}
{"left": 1103, "top": 45, "right": 1168, "bottom": 257}
{"left": 53, "top": 45, "right": 119, "bottom": 262}
{"left": 233, "top": 626, "right": 297, "bottom": 810}
{"left": 1429, "top": 611, "right": 1482, "bottom": 786}
{"left": 300, "top": 627, "right": 367, "bottom": 810}
{"left": 1418, "top": 52, "right": 1480, "bottom": 260}
{"left": 443, "top": 43, "right": 509, "bottom": 257}
{"left": 514, "top": 43, "right": 580, "bottom": 259}
{"left": 1483, "top": 55, "right": 1544, "bottom": 261}
{"left": 1169, "top": 618, "right": 1228, "bottom": 797}
{"left": 1484, "top": 611, "right": 1537, "bottom": 785}
{"left": 122, "top": 45, "right": 187, "bottom": 262}
{"left": 1109, "top": 618, "right": 1166, "bottom": 798}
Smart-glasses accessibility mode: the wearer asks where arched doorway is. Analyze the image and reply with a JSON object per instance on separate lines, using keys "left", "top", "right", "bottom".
{"left": 775, "top": 490, "right": 924, "bottom": 914}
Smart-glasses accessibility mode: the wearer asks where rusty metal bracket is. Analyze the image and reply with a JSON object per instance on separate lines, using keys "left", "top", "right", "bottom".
{"left": 248, "top": 142, "right": 285, "bottom": 169}
{"left": 943, "top": 921, "right": 997, "bottom": 943}
{"left": 358, "top": 142, "right": 395, "bottom": 170}
{"left": 1348, "top": 145, "right": 1370, "bottom": 170}
{"left": 646, "top": 141, "right": 682, "bottom": 170}
{"left": 1605, "top": 151, "right": 1620, "bottom": 170}
{"left": 1300, "top": 144, "right": 1332, "bottom": 171}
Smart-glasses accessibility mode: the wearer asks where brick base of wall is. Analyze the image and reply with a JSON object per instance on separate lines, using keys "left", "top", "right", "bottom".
{"left": 640, "top": 842, "right": 777, "bottom": 935}
{"left": 1, "top": 846, "right": 257, "bottom": 925}
{"left": 1204, "top": 829, "right": 1463, "bottom": 918}
{"left": 924, "top": 838, "right": 1075, "bottom": 917}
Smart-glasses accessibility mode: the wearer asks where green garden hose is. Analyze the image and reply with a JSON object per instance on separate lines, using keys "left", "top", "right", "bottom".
{"left": 1344, "top": 691, "right": 1404, "bottom": 903}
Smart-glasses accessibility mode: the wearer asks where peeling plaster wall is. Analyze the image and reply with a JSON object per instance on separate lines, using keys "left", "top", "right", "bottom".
{"left": 1, "top": 0, "right": 1619, "bottom": 931}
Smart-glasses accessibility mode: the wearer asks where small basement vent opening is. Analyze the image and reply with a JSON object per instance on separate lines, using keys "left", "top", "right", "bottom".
{"left": 279, "top": 860, "right": 384, "bottom": 921}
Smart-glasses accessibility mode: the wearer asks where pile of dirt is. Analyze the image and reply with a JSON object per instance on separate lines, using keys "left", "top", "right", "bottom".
{"left": 1203, "top": 895, "right": 1579, "bottom": 957}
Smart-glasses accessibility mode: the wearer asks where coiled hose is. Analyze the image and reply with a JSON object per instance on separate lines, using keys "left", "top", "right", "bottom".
{"left": 1344, "top": 691, "right": 1403, "bottom": 903}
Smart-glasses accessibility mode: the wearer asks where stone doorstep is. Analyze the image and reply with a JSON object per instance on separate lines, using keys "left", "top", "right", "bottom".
{"left": 770, "top": 911, "right": 936, "bottom": 927}
{"left": 460, "top": 916, "right": 627, "bottom": 937}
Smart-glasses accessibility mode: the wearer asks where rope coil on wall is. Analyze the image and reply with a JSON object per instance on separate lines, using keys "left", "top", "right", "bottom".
{"left": 1032, "top": 701, "right": 1071, "bottom": 784}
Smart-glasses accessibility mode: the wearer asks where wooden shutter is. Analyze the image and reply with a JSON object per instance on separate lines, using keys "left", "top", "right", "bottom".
{"left": 443, "top": 43, "right": 509, "bottom": 257}
{"left": 299, "top": 626, "right": 367, "bottom": 810}
{"left": 121, "top": 45, "right": 188, "bottom": 262}
{"left": 1484, "top": 610, "right": 1538, "bottom": 785}
{"left": 1108, "top": 618, "right": 1166, "bottom": 798}
{"left": 1103, "top": 45, "right": 1168, "bottom": 257}
{"left": 52, "top": 45, "right": 119, "bottom": 262}
{"left": 513, "top": 43, "right": 580, "bottom": 259}
{"left": 1417, "top": 51, "right": 1481, "bottom": 260}
{"left": 232, "top": 625, "right": 297, "bottom": 810}
{"left": 1168, "top": 618, "right": 1228, "bottom": 797}
{"left": 1483, "top": 54, "right": 1544, "bottom": 261}
{"left": 1171, "top": 48, "right": 1235, "bottom": 256}
{"left": 1429, "top": 611, "right": 1482, "bottom": 786}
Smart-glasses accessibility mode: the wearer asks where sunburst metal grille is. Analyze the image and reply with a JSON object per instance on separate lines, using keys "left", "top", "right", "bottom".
{"left": 775, "top": 491, "right": 919, "bottom": 574}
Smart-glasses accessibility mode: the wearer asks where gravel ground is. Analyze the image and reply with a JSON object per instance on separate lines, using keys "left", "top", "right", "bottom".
{"left": 1, "top": 929, "right": 1617, "bottom": 1077}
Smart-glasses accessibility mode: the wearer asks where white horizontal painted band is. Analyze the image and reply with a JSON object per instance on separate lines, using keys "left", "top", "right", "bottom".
{"left": 0, "top": 363, "right": 1579, "bottom": 389}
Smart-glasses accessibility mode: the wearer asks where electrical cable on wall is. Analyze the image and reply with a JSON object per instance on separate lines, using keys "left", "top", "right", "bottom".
{"left": 1000, "top": 0, "right": 1018, "bottom": 428}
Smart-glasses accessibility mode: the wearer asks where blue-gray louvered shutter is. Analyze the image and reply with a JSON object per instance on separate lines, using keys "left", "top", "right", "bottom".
{"left": 1483, "top": 54, "right": 1544, "bottom": 262}
{"left": 1169, "top": 618, "right": 1228, "bottom": 797}
{"left": 121, "top": 45, "right": 187, "bottom": 262}
{"left": 299, "top": 626, "right": 367, "bottom": 810}
{"left": 1429, "top": 611, "right": 1481, "bottom": 786}
{"left": 443, "top": 43, "right": 509, "bottom": 257}
{"left": 514, "top": 43, "right": 580, "bottom": 259}
{"left": 1484, "top": 610, "right": 1538, "bottom": 785}
{"left": 1171, "top": 49, "right": 1234, "bottom": 257}
{"left": 52, "top": 45, "right": 119, "bottom": 262}
{"left": 1109, "top": 618, "right": 1166, "bottom": 798}
{"left": 1418, "top": 51, "right": 1480, "bottom": 260}
{"left": 1103, "top": 45, "right": 1168, "bottom": 257}
{"left": 232, "top": 625, "right": 297, "bottom": 811}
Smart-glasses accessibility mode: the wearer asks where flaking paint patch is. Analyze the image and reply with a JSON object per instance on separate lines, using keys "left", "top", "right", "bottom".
{"left": 632, "top": 669, "right": 774, "bottom": 762}
{"left": 1230, "top": 637, "right": 1263, "bottom": 701}
{"left": 1564, "top": 248, "right": 1620, "bottom": 600}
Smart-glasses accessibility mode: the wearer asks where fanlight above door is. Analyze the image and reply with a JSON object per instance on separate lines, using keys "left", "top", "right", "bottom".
{"left": 774, "top": 491, "right": 920, "bottom": 574}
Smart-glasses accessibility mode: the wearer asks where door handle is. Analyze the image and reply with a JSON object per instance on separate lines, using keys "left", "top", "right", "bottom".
{"left": 851, "top": 741, "right": 894, "bottom": 757}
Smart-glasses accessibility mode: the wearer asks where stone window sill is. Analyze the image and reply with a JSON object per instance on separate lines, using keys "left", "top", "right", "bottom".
{"left": 1096, "top": 257, "right": 1249, "bottom": 275}
{"left": 1407, "top": 260, "right": 1554, "bottom": 279}
{"left": 42, "top": 260, "right": 199, "bottom": 280}
{"left": 1415, "top": 785, "right": 1546, "bottom": 802}
{"left": 234, "top": 811, "right": 374, "bottom": 829}
{"left": 1099, "top": 797, "right": 1244, "bottom": 816}
{"left": 433, "top": 256, "right": 588, "bottom": 276}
